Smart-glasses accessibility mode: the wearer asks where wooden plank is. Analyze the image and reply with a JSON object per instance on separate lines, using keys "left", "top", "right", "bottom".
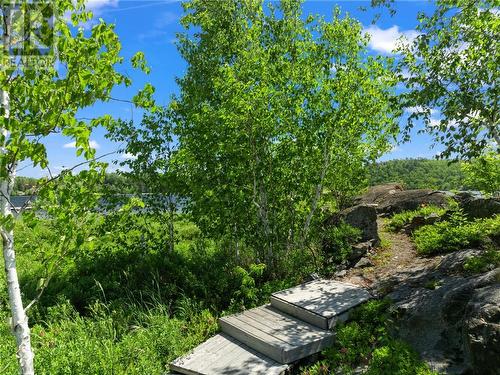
{"left": 219, "top": 316, "right": 286, "bottom": 363}
{"left": 270, "top": 295, "right": 328, "bottom": 329}
{"left": 170, "top": 334, "right": 288, "bottom": 375}
{"left": 244, "top": 305, "right": 329, "bottom": 340}
{"left": 271, "top": 279, "right": 371, "bottom": 328}
{"left": 219, "top": 305, "right": 334, "bottom": 364}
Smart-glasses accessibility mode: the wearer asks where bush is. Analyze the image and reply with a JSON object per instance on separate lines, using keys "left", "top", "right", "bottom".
{"left": 300, "top": 299, "right": 436, "bottom": 375}
{"left": 461, "top": 152, "right": 500, "bottom": 195}
{"left": 0, "top": 300, "right": 218, "bottom": 375}
{"left": 413, "top": 213, "right": 499, "bottom": 255}
{"left": 323, "top": 222, "right": 362, "bottom": 263}
{"left": 366, "top": 340, "right": 437, "bottom": 375}
{"left": 1, "top": 210, "right": 315, "bottom": 374}
{"left": 387, "top": 205, "right": 447, "bottom": 233}
{"left": 464, "top": 247, "right": 500, "bottom": 274}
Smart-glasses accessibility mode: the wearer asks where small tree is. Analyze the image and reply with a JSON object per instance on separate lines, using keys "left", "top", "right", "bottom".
{"left": 173, "top": 0, "right": 399, "bottom": 267}
{"left": 399, "top": 1, "right": 499, "bottom": 160}
{"left": 107, "top": 107, "right": 181, "bottom": 253}
{"left": 0, "top": 1, "right": 145, "bottom": 372}
{"left": 462, "top": 152, "right": 500, "bottom": 195}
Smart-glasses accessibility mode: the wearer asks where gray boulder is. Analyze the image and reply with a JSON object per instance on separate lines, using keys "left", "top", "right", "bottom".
{"left": 460, "top": 197, "right": 500, "bottom": 220}
{"left": 463, "top": 283, "right": 500, "bottom": 375}
{"left": 376, "top": 189, "right": 450, "bottom": 216}
{"left": 325, "top": 204, "right": 379, "bottom": 245}
{"left": 354, "top": 185, "right": 451, "bottom": 216}
{"left": 354, "top": 257, "right": 374, "bottom": 268}
{"left": 349, "top": 241, "right": 373, "bottom": 262}
{"left": 354, "top": 183, "right": 404, "bottom": 206}
{"left": 382, "top": 254, "right": 500, "bottom": 375}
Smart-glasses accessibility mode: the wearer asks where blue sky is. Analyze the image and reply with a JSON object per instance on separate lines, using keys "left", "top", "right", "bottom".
{"left": 19, "top": 0, "right": 442, "bottom": 177}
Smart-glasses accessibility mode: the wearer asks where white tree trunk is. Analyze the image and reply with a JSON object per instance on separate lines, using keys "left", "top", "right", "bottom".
{"left": 1, "top": 5, "right": 35, "bottom": 374}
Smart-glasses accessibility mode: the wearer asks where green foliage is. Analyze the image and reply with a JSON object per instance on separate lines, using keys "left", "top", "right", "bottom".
{"left": 323, "top": 222, "right": 362, "bottom": 263}
{"left": 102, "top": 173, "right": 148, "bottom": 194}
{"left": 399, "top": 1, "right": 499, "bottom": 160}
{"left": 387, "top": 205, "right": 447, "bottom": 233}
{"left": 0, "top": 1, "right": 139, "bottom": 171}
{"left": 462, "top": 152, "right": 500, "bottom": 195}
{"left": 229, "top": 263, "right": 267, "bottom": 311}
{"left": 301, "top": 299, "right": 436, "bottom": 375}
{"left": 1, "top": 1, "right": 151, "bottom": 369}
{"left": 1, "top": 212, "right": 310, "bottom": 374}
{"left": 0, "top": 300, "right": 217, "bottom": 374}
{"left": 413, "top": 213, "right": 500, "bottom": 255}
{"left": 464, "top": 248, "right": 500, "bottom": 274}
{"left": 366, "top": 340, "right": 437, "bottom": 375}
{"left": 4, "top": 212, "right": 307, "bottom": 319}
{"left": 107, "top": 107, "right": 183, "bottom": 252}
{"left": 12, "top": 176, "right": 39, "bottom": 195}
{"left": 368, "top": 158, "right": 466, "bottom": 190}
{"left": 174, "top": 0, "right": 399, "bottom": 266}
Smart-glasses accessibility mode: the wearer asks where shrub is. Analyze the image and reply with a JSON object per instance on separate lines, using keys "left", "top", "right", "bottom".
{"left": 323, "top": 222, "right": 362, "bottom": 263}
{"left": 300, "top": 299, "right": 436, "bottom": 375}
{"left": 387, "top": 205, "right": 447, "bottom": 233}
{"left": 0, "top": 300, "right": 218, "bottom": 375}
{"left": 413, "top": 214, "right": 499, "bottom": 255}
{"left": 464, "top": 247, "right": 500, "bottom": 274}
{"left": 366, "top": 340, "right": 437, "bottom": 375}
{"left": 461, "top": 152, "right": 500, "bottom": 195}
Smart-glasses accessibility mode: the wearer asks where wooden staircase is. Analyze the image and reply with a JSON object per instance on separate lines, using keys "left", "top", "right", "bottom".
{"left": 170, "top": 279, "right": 371, "bottom": 375}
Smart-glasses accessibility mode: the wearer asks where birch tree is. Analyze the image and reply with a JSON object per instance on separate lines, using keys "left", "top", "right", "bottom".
{"left": 107, "top": 107, "right": 182, "bottom": 254}
{"left": 0, "top": 1, "right": 140, "bottom": 372}
{"left": 399, "top": 0, "right": 499, "bottom": 160}
{"left": 173, "top": 0, "right": 399, "bottom": 266}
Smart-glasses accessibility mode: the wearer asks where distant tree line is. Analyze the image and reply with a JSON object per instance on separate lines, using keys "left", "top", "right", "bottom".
{"left": 12, "top": 173, "right": 148, "bottom": 196}
{"left": 13, "top": 157, "right": 489, "bottom": 197}
{"left": 367, "top": 158, "right": 467, "bottom": 191}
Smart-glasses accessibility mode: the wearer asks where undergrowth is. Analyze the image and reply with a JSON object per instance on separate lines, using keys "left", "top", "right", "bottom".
{"left": 0, "top": 300, "right": 217, "bottom": 374}
{"left": 387, "top": 205, "right": 447, "bottom": 233}
{"left": 300, "top": 299, "right": 437, "bottom": 375}
{"left": 0, "top": 214, "right": 308, "bottom": 374}
{"left": 464, "top": 247, "right": 500, "bottom": 274}
{"left": 413, "top": 212, "right": 499, "bottom": 255}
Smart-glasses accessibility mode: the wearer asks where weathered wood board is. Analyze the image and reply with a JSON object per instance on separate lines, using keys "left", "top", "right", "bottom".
{"left": 170, "top": 333, "right": 288, "bottom": 375}
{"left": 270, "top": 279, "right": 372, "bottom": 329}
{"left": 219, "top": 305, "right": 334, "bottom": 364}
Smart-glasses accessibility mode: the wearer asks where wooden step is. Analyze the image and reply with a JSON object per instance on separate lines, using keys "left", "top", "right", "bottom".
{"left": 270, "top": 279, "right": 372, "bottom": 330}
{"left": 170, "top": 333, "right": 288, "bottom": 375}
{"left": 219, "top": 305, "right": 334, "bottom": 364}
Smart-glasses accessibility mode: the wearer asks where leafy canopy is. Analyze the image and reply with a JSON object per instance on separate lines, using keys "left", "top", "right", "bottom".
{"left": 173, "top": 0, "right": 400, "bottom": 263}
{"left": 399, "top": 1, "right": 500, "bottom": 160}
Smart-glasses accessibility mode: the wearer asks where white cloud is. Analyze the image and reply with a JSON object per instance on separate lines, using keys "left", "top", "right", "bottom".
{"left": 364, "top": 25, "right": 420, "bottom": 54}
{"left": 63, "top": 140, "right": 100, "bottom": 149}
{"left": 429, "top": 118, "right": 441, "bottom": 128}
{"left": 85, "top": 0, "right": 119, "bottom": 14}
{"left": 405, "top": 106, "right": 439, "bottom": 116}
{"left": 155, "top": 11, "right": 179, "bottom": 28}
{"left": 389, "top": 144, "right": 401, "bottom": 153}
{"left": 137, "top": 29, "right": 168, "bottom": 42}
{"left": 122, "top": 152, "right": 137, "bottom": 160}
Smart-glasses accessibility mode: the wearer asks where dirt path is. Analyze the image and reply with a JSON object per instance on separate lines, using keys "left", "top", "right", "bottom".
{"left": 337, "top": 218, "right": 441, "bottom": 290}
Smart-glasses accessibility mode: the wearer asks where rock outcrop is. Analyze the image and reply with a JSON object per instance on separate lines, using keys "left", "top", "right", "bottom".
{"left": 377, "top": 251, "right": 500, "bottom": 375}
{"left": 325, "top": 204, "right": 379, "bottom": 245}
{"left": 460, "top": 196, "right": 500, "bottom": 220}
{"left": 376, "top": 189, "right": 450, "bottom": 216}
{"left": 354, "top": 185, "right": 451, "bottom": 216}
{"left": 353, "top": 183, "right": 404, "bottom": 206}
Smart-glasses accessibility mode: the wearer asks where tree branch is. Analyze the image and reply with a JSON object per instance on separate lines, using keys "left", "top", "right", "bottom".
{"left": 18, "top": 150, "right": 118, "bottom": 212}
